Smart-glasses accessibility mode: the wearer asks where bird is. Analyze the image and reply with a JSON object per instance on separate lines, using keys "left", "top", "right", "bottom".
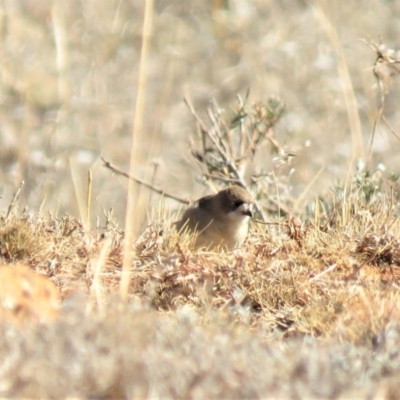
{"left": 175, "top": 185, "right": 253, "bottom": 250}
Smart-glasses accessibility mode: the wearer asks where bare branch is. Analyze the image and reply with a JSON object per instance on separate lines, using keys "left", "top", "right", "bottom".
{"left": 101, "top": 157, "right": 190, "bottom": 205}
{"left": 6, "top": 181, "right": 25, "bottom": 220}
{"left": 184, "top": 97, "right": 266, "bottom": 221}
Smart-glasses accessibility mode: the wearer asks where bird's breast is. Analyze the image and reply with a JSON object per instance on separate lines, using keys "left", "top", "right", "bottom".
{"left": 201, "top": 217, "right": 248, "bottom": 249}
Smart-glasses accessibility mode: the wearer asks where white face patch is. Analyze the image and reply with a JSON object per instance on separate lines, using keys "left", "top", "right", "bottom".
{"left": 227, "top": 203, "right": 253, "bottom": 221}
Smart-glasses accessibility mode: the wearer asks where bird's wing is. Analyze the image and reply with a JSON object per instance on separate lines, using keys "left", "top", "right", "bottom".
{"left": 177, "top": 207, "right": 212, "bottom": 232}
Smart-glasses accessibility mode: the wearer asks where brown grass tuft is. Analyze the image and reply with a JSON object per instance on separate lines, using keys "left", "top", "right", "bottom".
{"left": 0, "top": 171, "right": 400, "bottom": 396}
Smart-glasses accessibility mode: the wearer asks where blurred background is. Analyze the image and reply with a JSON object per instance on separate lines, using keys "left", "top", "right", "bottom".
{"left": 0, "top": 0, "right": 399, "bottom": 231}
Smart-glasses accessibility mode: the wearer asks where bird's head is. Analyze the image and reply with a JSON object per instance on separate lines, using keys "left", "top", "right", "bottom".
{"left": 217, "top": 186, "right": 254, "bottom": 223}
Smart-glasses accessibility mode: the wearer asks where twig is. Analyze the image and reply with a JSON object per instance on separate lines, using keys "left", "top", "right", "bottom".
{"left": 101, "top": 157, "right": 190, "bottom": 205}
{"left": 365, "top": 38, "right": 400, "bottom": 159}
{"left": 254, "top": 219, "right": 286, "bottom": 226}
{"left": 6, "top": 181, "right": 24, "bottom": 220}
{"left": 207, "top": 102, "right": 230, "bottom": 157}
{"left": 309, "top": 264, "right": 337, "bottom": 282}
{"left": 368, "top": 78, "right": 385, "bottom": 160}
{"left": 236, "top": 91, "right": 249, "bottom": 158}
{"left": 382, "top": 115, "right": 400, "bottom": 141}
{"left": 184, "top": 97, "right": 266, "bottom": 221}
{"left": 86, "top": 169, "right": 93, "bottom": 230}
{"left": 203, "top": 174, "right": 240, "bottom": 183}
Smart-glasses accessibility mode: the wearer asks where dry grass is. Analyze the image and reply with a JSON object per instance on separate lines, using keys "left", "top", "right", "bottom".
{"left": 0, "top": 169, "right": 400, "bottom": 397}
{"left": 1, "top": 1, "right": 400, "bottom": 398}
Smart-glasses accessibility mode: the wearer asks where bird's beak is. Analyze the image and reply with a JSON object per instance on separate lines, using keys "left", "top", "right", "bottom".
{"left": 244, "top": 209, "right": 253, "bottom": 217}
{"left": 242, "top": 204, "right": 253, "bottom": 218}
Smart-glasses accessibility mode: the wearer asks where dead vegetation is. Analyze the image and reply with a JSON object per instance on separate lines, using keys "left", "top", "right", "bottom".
{"left": 1, "top": 1, "right": 400, "bottom": 399}
{"left": 0, "top": 165, "right": 400, "bottom": 397}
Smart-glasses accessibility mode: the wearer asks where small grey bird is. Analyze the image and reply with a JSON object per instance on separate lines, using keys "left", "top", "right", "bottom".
{"left": 176, "top": 185, "right": 253, "bottom": 250}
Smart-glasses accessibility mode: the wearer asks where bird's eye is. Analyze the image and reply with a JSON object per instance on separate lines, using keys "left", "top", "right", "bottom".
{"left": 233, "top": 200, "right": 244, "bottom": 208}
